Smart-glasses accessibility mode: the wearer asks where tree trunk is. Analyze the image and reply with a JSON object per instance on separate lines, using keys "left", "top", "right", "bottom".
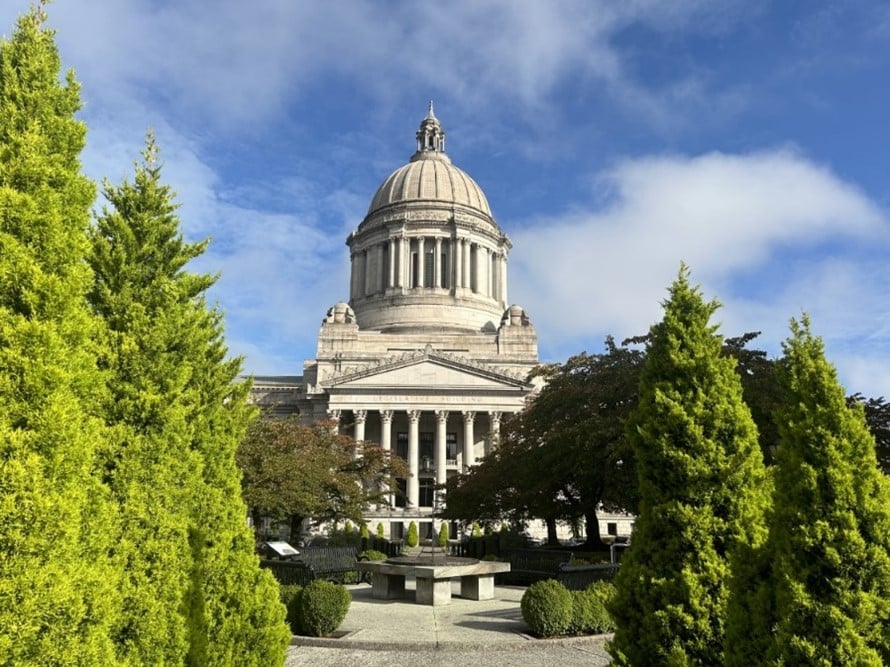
{"left": 289, "top": 514, "right": 305, "bottom": 545}
{"left": 545, "top": 517, "right": 559, "bottom": 545}
{"left": 583, "top": 510, "right": 607, "bottom": 549}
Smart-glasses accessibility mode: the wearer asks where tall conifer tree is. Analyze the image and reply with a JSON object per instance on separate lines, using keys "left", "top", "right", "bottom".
{"left": 760, "top": 317, "right": 890, "bottom": 664}
{"left": 90, "top": 136, "right": 289, "bottom": 666}
{"left": 608, "top": 266, "right": 769, "bottom": 665}
{"left": 0, "top": 6, "right": 119, "bottom": 664}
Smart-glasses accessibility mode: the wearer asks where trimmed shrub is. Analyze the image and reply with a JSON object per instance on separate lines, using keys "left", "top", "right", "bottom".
{"left": 280, "top": 585, "right": 304, "bottom": 635}
{"left": 376, "top": 522, "right": 385, "bottom": 539}
{"left": 299, "top": 580, "right": 351, "bottom": 637}
{"left": 521, "top": 580, "right": 574, "bottom": 637}
{"left": 471, "top": 522, "right": 483, "bottom": 538}
{"left": 360, "top": 523, "right": 370, "bottom": 539}
{"left": 406, "top": 521, "right": 419, "bottom": 547}
{"left": 570, "top": 582, "right": 616, "bottom": 634}
{"left": 360, "top": 550, "right": 388, "bottom": 561}
{"left": 437, "top": 522, "right": 450, "bottom": 548}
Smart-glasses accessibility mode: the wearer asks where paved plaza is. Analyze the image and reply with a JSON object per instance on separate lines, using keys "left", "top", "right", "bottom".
{"left": 283, "top": 579, "right": 612, "bottom": 667}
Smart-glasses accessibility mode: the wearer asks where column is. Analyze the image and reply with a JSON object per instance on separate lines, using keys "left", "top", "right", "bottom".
{"left": 364, "top": 248, "right": 373, "bottom": 296}
{"left": 327, "top": 409, "right": 341, "bottom": 434}
{"left": 417, "top": 237, "right": 425, "bottom": 288}
{"left": 462, "top": 411, "right": 475, "bottom": 470}
{"left": 435, "top": 410, "right": 448, "bottom": 487}
{"left": 379, "top": 410, "right": 394, "bottom": 506}
{"left": 388, "top": 238, "right": 396, "bottom": 288}
{"left": 487, "top": 411, "right": 502, "bottom": 457}
{"left": 408, "top": 410, "right": 421, "bottom": 508}
{"left": 434, "top": 237, "right": 442, "bottom": 288}
{"left": 462, "top": 240, "right": 471, "bottom": 290}
{"left": 377, "top": 243, "right": 385, "bottom": 293}
{"left": 400, "top": 235, "right": 409, "bottom": 288}
{"left": 354, "top": 409, "right": 367, "bottom": 442}
{"left": 349, "top": 253, "right": 358, "bottom": 299}
{"left": 499, "top": 253, "right": 508, "bottom": 306}
{"left": 453, "top": 237, "right": 462, "bottom": 290}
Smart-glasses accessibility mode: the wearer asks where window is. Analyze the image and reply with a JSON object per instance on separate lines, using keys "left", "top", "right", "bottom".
{"left": 420, "top": 431, "right": 434, "bottom": 462}
{"left": 424, "top": 251, "right": 434, "bottom": 287}
{"left": 419, "top": 477, "right": 435, "bottom": 507}
{"left": 395, "top": 432, "right": 408, "bottom": 460}
{"left": 395, "top": 478, "right": 407, "bottom": 508}
{"left": 440, "top": 251, "right": 449, "bottom": 288}
{"left": 446, "top": 432, "right": 458, "bottom": 460}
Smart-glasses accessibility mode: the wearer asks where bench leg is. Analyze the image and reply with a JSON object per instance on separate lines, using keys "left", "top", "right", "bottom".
{"left": 371, "top": 573, "right": 406, "bottom": 600}
{"left": 460, "top": 574, "right": 495, "bottom": 601}
{"left": 415, "top": 578, "right": 451, "bottom": 606}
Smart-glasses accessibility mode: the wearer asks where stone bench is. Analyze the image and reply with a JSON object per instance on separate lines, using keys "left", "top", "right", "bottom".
{"left": 357, "top": 559, "right": 510, "bottom": 606}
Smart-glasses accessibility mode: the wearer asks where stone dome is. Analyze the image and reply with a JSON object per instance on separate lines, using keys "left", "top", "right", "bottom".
{"left": 362, "top": 102, "right": 495, "bottom": 228}
{"left": 367, "top": 155, "right": 492, "bottom": 218}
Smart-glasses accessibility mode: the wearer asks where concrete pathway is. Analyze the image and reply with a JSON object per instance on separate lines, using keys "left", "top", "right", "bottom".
{"left": 284, "top": 580, "right": 612, "bottom": 667}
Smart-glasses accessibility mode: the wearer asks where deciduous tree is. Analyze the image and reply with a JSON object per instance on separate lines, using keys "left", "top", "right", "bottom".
{"left": 238, "top": 418, "right": 409, "bottom": 540}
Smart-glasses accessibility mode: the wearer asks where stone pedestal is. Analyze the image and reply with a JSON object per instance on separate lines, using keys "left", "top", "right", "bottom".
{"left": 416, "top": 577, "right": 452, "bottom": 605}
{"left": 371, "top": 572, "right": 405, "bottom": 599}
{"left": 460, "top": 574, "right": 496, "bottom": 601}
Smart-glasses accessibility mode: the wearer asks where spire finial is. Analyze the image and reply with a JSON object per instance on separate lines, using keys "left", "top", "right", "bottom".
{"left": 413, "top": 101, "right": 447, "bottom": 160}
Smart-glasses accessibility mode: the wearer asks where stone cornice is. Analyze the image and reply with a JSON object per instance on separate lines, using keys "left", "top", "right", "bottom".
{"left": 323, "top": 344, "right": 532, "bottom": 388}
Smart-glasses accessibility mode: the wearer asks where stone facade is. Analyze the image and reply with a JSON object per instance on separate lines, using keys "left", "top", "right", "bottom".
{"left": 250, "top": 104, "right": 541, "bottom": 540}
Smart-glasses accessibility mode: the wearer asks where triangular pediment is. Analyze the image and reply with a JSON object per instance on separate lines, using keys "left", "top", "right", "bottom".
{"left": 326, "top": 349, "right": 530, "bottom": 391}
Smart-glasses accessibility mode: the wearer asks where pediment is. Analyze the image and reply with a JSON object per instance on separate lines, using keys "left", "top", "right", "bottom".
{"left": 327, "top": 352, "right": 529, "bottom": 392}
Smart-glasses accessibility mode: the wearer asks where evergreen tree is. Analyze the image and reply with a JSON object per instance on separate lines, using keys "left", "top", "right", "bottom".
{"left": 608, "top": 266, "right": 769, "bottom": 665}
{"left": 89, "top": 136, "right": 289, "bottom": 666}
{"left": 0, "top": 6, "right": 120, "bottom": 664}
{"left": 761, "top": 317, "right": 890, "bottom": 664}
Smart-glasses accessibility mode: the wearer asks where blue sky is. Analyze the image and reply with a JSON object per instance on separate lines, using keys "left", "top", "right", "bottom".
{"left": 4, "top": 1, "right": 890, "bottom": 397}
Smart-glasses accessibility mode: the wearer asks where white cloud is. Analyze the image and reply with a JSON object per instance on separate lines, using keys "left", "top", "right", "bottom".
{"left": 509, "top": 149, "right": 890, "bottom": 394}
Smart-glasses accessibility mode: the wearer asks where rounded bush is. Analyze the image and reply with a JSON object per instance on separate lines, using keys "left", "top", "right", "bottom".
{"left": 360, "top": 549, "right": 388, "bottom": 561}
{"left": 280, "top": 585, "right": 304, "bottom": 635}
{"left": 437, "top": 522, "right": 450, "bottom": 548}
{"left": 521, "top": 579, "right": 573, "bottom": 637}
{"left": 299, "top": 580, "right": 351, "bottom": 637}
{"left": 406, "top": 521, "right": 419, "bottom": 547}
{"left": 570, "top": 582, "right": 615, "bottom": 635}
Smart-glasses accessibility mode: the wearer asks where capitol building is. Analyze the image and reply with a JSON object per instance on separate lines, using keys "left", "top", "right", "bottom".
{"left": 250, "top": 104, "right": 542, "bottom": 539}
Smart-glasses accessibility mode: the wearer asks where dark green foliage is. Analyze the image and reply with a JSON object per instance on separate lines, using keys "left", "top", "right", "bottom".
{"left": 521, "top": 579, "right": 574, "bottom": 637}
{"left": 280, "top": 585, "right": 304, "bottom": 635}
{"left": 442, "top": 339, "right": 644, "bottom": 546}
{"left": 756, "top": 317, "right": 890, "bottom": 664}
{"left": 849, "top": 393, "right": 890, "bottom": 474}
{"left": 90, "top": 136, "right": 289, "bottom": 666}
{"left": 298, "top": 580, "right": 352, "bottom": 637}
{"left": 360, "top": 549, "right": 388, "bottom": 561}
{"left": 406, "top": 521, "right": 419, "bottom": 547}
{"left": 609, "top": 266, "right": 769, "bottom": 666}
{"left": 570, "top": 582, "right": 616, "bottom": 635}
{"left": 0, "top": 8, "right": 119, "bottom": 664}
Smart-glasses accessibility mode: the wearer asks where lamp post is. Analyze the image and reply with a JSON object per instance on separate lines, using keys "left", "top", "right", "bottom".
{"left": 421, "top": 455, "right": 440, "bottom": 563}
